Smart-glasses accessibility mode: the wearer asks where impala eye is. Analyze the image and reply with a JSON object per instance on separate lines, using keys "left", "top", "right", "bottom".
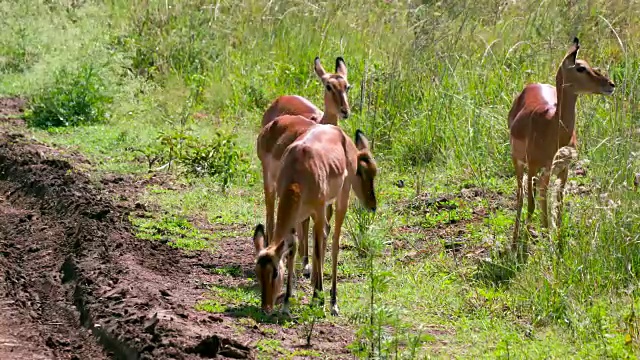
{"left": 326, "top": 84, "right": 332, "bottom": 92}
{"left": 576, "top": 66, "right": 586, "bottom": 73}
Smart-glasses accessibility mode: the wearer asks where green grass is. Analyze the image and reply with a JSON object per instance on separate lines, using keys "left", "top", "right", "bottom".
{"left": 2, "top": 0, "right": 640, "bottom": 358}
{"left": 131, "top": 214, "right": 214, "bottom": 251}
{"left": 211, "top": 265, "right": 244, "bottom": 277}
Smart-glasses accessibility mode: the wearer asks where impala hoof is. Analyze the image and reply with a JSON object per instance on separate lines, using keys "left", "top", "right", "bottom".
{"left": 330, "top": 304, "right": 340, "bottom": 317}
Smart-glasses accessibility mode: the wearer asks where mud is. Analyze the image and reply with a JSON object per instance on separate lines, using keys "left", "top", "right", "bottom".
{"left": 0, "top": 97, "right": 26, "bottom": 125}
{"left": 0, "top": 98, "right": 354, "bottom": 359}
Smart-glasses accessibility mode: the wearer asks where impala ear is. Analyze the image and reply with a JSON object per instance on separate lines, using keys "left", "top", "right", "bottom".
{"left": 314, "top": 57, "right": 327, "bottom": 79}
{"left": 335, "top": 57, "right": 347, "bottom": 77}
{"left": 354, "top": 129, "right": 370, "bottom": 151}
{"left": 273, "top": 229, "right": 296, "bottom": 259}
{"left": 563, "top": 37, "right": 580, "bottom": 68}
{"left": 252, "top": 224, "right": 266, "bottom": 254}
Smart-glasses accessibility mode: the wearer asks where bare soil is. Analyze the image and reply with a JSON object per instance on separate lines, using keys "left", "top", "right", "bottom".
{"left": 0, "top": 97, "right": 26, "bottom": 126}
{"left": 0, "top": 98, "right": 354, "bottom": 359}
{"left": 392, "top": 185, "right": 515, "bottom": 260}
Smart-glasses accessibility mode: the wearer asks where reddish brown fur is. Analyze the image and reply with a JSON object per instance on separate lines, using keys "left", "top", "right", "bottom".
{"left": 262, "top": 95, "right": 323, "bottom": 126}
{"left": 258, "top": 57, "right": 351, "bottom": 278}
{"left": 261, "top": 57, "right": 351, "bottom": 128}
{"left": 253, "top": 124, "right": 377, "bottom": 315}
{"left": 257, "top": 115, "right": 317, "bottom": 262}
{"left": 509, "top": 37, "right": 615, "bottom": 244}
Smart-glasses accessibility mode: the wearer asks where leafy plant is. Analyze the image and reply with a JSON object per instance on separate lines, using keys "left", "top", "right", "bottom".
{"left": 130, "top": 214, "right": 213, "bottom": 251}
{"left": 25, "top": 64, "right": 112, "bottom": 128}
{"left": 180, "top": 130, "right": 249, "bottom": 189}
{"left": 296, "top": 297, "right": 325, "bottom": 346}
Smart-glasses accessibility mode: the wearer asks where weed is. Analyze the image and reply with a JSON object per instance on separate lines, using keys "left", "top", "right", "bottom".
{"left": 194, "top": 300, "right": 226, "bottom": 314}
{"left": 261, "top": 327, "right": 278, "bottom": 336}
{"left": 297, "top": 298, "right": 325, "bottom": 346}
{"left": 3, "top": 0, "right": 640, "bottom": 358}
{"left": 26, "top": 64, "right": 111, "bottom": 128}
{"left": 211, "top": 265, "right": 243, "bottom": 278}
{"left": 130, "top": 214, "right": 213, "bottom": 251}
{"left": 256, "top": 338, "right": 285, "bottom": 359}
{"left": 179, "top": 130, "right": 249, "bottom": 189}
{"left": 282, "top": 348, "right": 322, "bottom": 359}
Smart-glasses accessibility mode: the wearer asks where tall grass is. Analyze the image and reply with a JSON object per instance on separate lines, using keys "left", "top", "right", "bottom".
{"left": 1, "top": 0, "right": 640, "bottom": 357}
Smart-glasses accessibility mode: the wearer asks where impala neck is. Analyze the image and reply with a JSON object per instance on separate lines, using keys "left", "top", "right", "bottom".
{"left": 320, "top": 112, "right": 340, "bottom": 126}
{"left": 555, "top": 70, "right": 578, "bottom": 139}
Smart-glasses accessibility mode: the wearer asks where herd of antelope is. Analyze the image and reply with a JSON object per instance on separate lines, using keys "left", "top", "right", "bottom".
{"left": 251, "top": 37, "right": 615, "bottom": 315}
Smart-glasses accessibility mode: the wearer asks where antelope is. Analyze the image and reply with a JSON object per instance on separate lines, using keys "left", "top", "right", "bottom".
{"left": 259, "top": 57, "right": 351, "bottom": 277}
{"left": 253, "top": 124, "right": 377, "bottom": 316}
{"left": 261, "top": 56, "right": 351, "bottom": 127}
{"left": 508, "top": 37, "right": 615, "bottom": 243}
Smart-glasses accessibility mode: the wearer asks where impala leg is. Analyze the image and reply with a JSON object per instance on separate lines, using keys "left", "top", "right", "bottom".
{"left": 330, "top": 188, "right": 349, "bottom": 317}
{"left": 555, "top": 167, "right": 569, "bottom": 229}
{"left": 512, "top": 160, "right": 525, "bottom": 245}
{"left": 300, "top": 218, "right": 311, "bottom": 278}
{"left": 538, "top": 169, "right": 551, "bottom": 229}
{"left": 526, "top": 166, "right": 538, "bottom": 224}
{"left": 307, "top": 204, "right": 332, "bottom": 280}
{"left": 311, "top": 207, "right": 327, "bottom": 307}
{"left": 263, "top": 169, "right": 276, "bottom": 245}
{"left": 324, "top": 204, "right": 334, "bottom": 242}
{"left": 282, "top": 230, "right": 298, "bottom": 315}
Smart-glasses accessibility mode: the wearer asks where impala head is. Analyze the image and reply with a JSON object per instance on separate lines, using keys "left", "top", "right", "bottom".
{"left": 560, "top": 37, "right": 615, "bottom": 96}
{"left": 252, "top": 224, "right": 285, "bottom": 313}
{"left": 352, "top": 129, "right": 377, "bottom": 212}
{"left": 315, "top": 56, "right": 351, "bottom": 120}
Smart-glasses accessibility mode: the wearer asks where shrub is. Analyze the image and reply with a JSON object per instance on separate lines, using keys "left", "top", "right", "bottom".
{"left": 179, "top": 130, "right": 249, "bottom": 189}
{"left": 25, "top": 64, "right": 112, "bottom": 128}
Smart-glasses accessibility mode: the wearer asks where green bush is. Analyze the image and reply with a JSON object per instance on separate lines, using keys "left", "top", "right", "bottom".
{"left": 179, "top": 130, "right": 249, "bottom": 190}
{"left": 25, "top": 64, "right": 112, "bottom": 128}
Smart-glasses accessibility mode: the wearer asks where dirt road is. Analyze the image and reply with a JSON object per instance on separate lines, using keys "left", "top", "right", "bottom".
{"left": 0, "top": 99, "right": 353, "bottom": 359}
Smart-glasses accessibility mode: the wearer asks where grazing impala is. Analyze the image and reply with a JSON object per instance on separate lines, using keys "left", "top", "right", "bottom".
{"left": 253, "top": 124, "right": 377, "bottom": 315}
{"left": 259, "top": 57, "right": 351, "bottom": 277}
{"left": 508, "top": 37, "right": 615, "bottom": 243}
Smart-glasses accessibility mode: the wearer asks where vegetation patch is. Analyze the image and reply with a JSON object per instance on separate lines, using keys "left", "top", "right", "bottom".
{"left": 1, "top": 0, "right": 639, "bottom": 358}
{"left": 25, "top": 64, "right": 112, "bottom": 129}
{"left": 131, "top": 214, "right": 214, "bottom": 251}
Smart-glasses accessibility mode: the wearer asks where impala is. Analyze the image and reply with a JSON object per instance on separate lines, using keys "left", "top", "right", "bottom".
{"left": 508, "top": 37, "right": 615, "bottom": 243}
{"left": 261, "top": 56, "right": 351, "bottom": 127}
{"left": 253, "top": 124, "right": 377, "bottom": 316}
{"left": 259, "top": 57, "right": 351, "bottom": 277}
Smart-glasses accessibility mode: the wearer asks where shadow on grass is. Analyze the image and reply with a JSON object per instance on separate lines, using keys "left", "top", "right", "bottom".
{"left": 223, "top": 304, "right": 292, "bottom": 324}
{"left": 207, "top": 264, "right": 255, "bottom": 278}
{"left": 473, "top": 237, "right": 531, "bottom": 286}
{"left": 196, "top": 282, "right": 298, "bottom": 324}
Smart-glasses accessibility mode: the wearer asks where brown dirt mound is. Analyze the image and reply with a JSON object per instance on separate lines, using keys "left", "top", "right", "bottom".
{"left": 0, "top": 97, "right": 26, "bottom": 125}
{"left": 0, "top": 132, "right": 261, "bottom": 359}
{"left": 0, "top": 129, "right": 354, "bottom": 359}
{"left": 0, "top": 97, "right": 25, "bottom": 118}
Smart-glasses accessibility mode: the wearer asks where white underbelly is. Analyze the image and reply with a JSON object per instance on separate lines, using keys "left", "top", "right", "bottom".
{"left": 324, "top": 170, "right": 348, "bottom": 203}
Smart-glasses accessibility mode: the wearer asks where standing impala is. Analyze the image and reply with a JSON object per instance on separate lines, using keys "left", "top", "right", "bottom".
{"left": 259, "top": 57, "right": 351, "bottom": 277}
{"left": 253, "top": 124, "right": 377, "bottom": 316}
{"left": 262, "top": 56, "right": 351, "bottom": 127}
{"left": 508, "top": 37, "right": 615, "bottom": 243}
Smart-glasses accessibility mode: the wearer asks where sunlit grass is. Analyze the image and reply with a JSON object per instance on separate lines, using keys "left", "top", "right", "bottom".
{"left": 1, "top": 0, "right": 639, "bottom": 358}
